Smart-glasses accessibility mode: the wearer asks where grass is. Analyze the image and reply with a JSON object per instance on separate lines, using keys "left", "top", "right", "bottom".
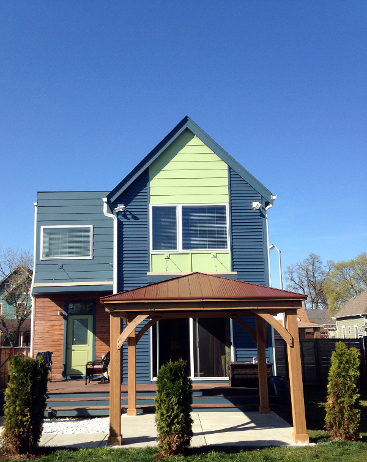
{"left": 1, "top": 385, "right": 367, "bottom": 461}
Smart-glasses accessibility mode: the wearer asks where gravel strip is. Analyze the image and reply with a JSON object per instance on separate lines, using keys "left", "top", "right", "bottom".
{"left": 42, "top": 417, "right": 109, "bottom": 434}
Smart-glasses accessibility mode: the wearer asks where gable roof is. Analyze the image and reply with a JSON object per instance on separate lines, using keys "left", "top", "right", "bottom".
{"left": 107, "top": 116, "right": 274, "bottom": 205}
{"left": 296, "top": 306, "right": 320, "bottom": 328}
{"left": 102, "top": 272, "right": 306, "bottom": 303}
{"left": 1, "top": 265, "right": 32, "bottom": 286}
{"left": 307, "top": 309, "right": 335, "bottom": 326}
{"left": 335, "top": 289, "right": 367, "bottom": 318}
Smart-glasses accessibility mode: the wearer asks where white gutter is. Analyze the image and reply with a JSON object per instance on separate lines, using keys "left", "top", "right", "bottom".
{"left": 103, "top": 198, "right": 118, "bottom": 294}
{"left": 30, "top": 201, "right": 38, "bottom": 358}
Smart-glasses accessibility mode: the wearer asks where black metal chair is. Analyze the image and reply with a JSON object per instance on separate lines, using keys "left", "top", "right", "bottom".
{"left": 85, "top": 351, "right": 110, "bottom": 385}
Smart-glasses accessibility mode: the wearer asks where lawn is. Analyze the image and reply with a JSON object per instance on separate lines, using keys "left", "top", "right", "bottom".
{"left": 1, "top": 385, "right": 367, "bottom": 461}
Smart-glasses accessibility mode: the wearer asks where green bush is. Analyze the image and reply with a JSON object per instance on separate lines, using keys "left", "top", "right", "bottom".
{"left": 325, "top": 342, "right": 361, "bottom": 441}
{"left": 2, "top": 354, "right": 49, "bottom": 454}
{"left": 155, "top": 359, "right": 193, "bottom": 457}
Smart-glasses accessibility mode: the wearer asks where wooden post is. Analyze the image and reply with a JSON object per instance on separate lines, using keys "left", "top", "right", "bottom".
{"left": 256, "top": 315, "right": 270, "bottom": 414}
{"left": 127, "top": 328, "right": 137, "bottom": 416}
{"left": 286, "top": 310, "right": 309, "bottom": 444}
{"left": 108, "top": 312, "right": 122, "bottom": 446}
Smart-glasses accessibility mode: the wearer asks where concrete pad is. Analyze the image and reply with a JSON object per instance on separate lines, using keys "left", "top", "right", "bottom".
{"left": 197, "top": 411, "right": 294, "bottom": 447}
{"left": 40, "top": 433, "right": 108, "bottom": 449}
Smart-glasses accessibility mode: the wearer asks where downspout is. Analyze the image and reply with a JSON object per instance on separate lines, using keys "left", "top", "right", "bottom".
{"left": 30, "top": 201, "right": 38, "bottom": 358}
{"left": 265, "top": 195, "right": 277, "bottom": 374}
{"left": 103, "top": 198, "right": 118, "bottom": 294}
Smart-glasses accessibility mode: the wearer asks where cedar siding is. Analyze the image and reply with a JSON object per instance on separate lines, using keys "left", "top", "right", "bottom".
{"left": 33, "top": 293, "right": 110, "bottom": 380}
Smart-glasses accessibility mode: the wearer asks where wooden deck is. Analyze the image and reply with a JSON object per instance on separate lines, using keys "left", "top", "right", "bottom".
{"left": 44, "top": 378, "right": 284, "bottom": 418}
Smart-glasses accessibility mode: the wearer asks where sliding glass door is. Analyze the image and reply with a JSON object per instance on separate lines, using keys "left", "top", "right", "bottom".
{"left": 152, "top": 317, "right": 232, "bottom": 379}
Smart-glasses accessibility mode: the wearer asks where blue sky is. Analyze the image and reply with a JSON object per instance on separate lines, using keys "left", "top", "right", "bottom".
{"left": 1, "top": 1, "right": 366, "bottom": 288}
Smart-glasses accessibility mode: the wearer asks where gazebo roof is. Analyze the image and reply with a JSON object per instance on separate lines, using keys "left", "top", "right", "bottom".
{"left": 102, "top": 272, "right": 307, "bottom": 304}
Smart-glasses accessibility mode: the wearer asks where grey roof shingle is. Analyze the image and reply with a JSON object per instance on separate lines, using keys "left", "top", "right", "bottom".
{"left": 307, "top": 309, "right": 335, "bottom": 326}
{"left": 335, "top": 289, "right": 367, "bottom": 318}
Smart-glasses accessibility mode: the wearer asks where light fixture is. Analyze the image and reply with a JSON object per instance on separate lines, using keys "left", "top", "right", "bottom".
{"left": 114, "top": 204, "right": 126, "bottom": 213}
{"left": 252, "top": 201, "right": 263, "bottom": 210}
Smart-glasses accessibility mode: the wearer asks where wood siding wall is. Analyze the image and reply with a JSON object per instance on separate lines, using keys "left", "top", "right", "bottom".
{"left": 336, "top": 316, "right": 366, "bottom": 338}
{"left": 113, "top": 170, "right": 150, "bottom": 384}
{"left": 33, "top": 191, "right": 113, "bottom": 295}
{"left": 33, "top": 293, "right": 110, "bottom": 380}
{"left": 149, "top": 129, "right": 229, "bottom": 204}
{"left": 229, "top": 168, "right": 272, "bottom": 364}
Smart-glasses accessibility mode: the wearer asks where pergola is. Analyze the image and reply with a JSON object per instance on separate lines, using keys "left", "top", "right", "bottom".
{"left": 101, "top": 273, "right": 309, "bottom": 446}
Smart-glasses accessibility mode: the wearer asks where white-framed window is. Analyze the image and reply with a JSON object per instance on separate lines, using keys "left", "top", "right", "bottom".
{"left": 150, "top": 204, "right": 229, "bottom": 252}
{"left": 342, "top": 326, "right": 346, "bottom": 339}
{"left": 41, "top": 225, "right": 93, "bottom": 260}
{"left": 355, "top": 325, "right": 358, "bottom": 339}
{"left": 348, "top": 326, "right": 351, "bottom": 336}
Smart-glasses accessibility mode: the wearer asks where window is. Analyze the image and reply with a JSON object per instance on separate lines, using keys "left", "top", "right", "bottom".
{"left": 41, "top": 226, "right": 93, "bottom": 260}
{"left": 4, "top": 283, "right": 12, "bottom": 292}
{"left": 0, "top": 303, "right": 2, "bottom": 315}
{"left": 151, "top": 204, "right": 229, "bottom": 252}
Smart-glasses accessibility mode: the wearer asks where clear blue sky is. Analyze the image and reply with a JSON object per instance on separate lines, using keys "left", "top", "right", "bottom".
{"left": 1, "top": 1, "right": 366, "bottom": 288}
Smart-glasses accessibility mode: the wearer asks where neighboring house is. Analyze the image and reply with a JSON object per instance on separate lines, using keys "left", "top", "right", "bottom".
{"left": 32, "top": 116, "right": 277, "bottom": 382}
{"left": 306, "top": 309, "right": 336, "bottom": 338}
{"left": 296, "top": 306, "right": 320, "bottom": 339}
{"left": 0, "top": 265, "right": 32, "bottom": 347}
{"left": 334, "top": 290, "right": 367, "bottom": 339}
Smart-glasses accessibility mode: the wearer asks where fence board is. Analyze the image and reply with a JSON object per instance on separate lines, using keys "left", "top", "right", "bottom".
{"left": 275, "top": 338, "right": 366, "bottom": 387}
{"left": 0, "top": 347, "right": 30, "bottom": 388}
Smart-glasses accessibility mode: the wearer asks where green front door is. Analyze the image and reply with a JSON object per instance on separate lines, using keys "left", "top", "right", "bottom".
{"left": 66, "top": 315, "right": 93, "bottom": 376}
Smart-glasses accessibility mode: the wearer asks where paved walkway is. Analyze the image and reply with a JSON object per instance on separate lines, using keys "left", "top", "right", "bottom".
{"left": 39, "top": 410, "right": 299, "bottom": 449}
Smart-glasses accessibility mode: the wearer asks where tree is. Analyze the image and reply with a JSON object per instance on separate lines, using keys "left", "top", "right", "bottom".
{"left": 285, "top": 253, "right": 332, "bottom": 309}
{"left": 325, "top": 342, "right": 361, "bottom": 441}
{"left": 323, "top": 253, "right": 367, "bottom": 316}
{"left": 0, "top": 247, "right": 33, "bottom": 347}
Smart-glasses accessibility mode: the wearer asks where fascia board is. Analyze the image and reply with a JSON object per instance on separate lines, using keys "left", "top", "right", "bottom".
{"left": 107, "top": 116, "right": 274, "bottom": 205}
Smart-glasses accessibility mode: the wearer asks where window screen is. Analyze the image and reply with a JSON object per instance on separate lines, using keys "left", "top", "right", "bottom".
{"left": 42, "top": 227, "right": 92, "bottom": 259}
{"left": 152, "top": 207, "right": 177, "bottom": 250}
{"left": 182, "top": 205, "right": 227, "bottom": 250}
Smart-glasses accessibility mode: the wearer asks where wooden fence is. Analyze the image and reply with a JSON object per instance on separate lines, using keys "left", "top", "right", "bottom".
{"left": 0, "top": 347, "right": 31, "bottom": 389}
{"left": 274, "top": 338, "right": 367, "bottom": 387}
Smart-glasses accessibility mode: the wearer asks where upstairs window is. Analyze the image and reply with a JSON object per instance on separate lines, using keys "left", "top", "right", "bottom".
{"left": 151, "top": 204, "right": 229, "bottom": 252}
{"left": 41, "top": 226, "right": 93, "bottom": 260}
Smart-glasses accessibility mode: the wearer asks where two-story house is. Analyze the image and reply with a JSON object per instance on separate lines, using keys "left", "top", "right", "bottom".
{"left": 31, "top": 116, "right": 277, "bottom": 382}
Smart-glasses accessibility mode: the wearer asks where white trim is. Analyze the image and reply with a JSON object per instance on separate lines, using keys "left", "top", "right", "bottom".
{"left": 40, "top": 225, "right": 93, "bottom": 260}
{"left": 33, "top": 281, "right": 113, "bottom": 287}
{"left": 30, "top": 201, "right": 38, "bottom": 358}
{"left": 150, "top": 203, "right": 230, "bottom": 253}
{"left": 103, "top": 198, "right": 118, "bottom": 294}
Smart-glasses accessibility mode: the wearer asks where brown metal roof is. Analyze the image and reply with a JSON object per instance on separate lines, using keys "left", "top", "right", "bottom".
{"left": 102, "top": 273, "right": 307, "bottom": 303}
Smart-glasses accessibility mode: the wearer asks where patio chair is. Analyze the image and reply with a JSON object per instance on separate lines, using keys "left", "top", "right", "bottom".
{"left": 85, "top": 351, "right": 110, "bottom": 385}
{"left": 36, "top": 351, "right": 53, "bottom": 381}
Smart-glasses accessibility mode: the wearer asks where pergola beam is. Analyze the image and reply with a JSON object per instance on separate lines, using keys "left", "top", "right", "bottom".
{"left": 116, "top": 314, "right": 149, "bottom": 349}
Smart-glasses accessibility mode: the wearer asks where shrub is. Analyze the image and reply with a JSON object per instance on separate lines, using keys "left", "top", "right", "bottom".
{"left": 155, "top": 359, "right": 193, "bottom": 457}
{"left": 2, "top": 354, "right": 49, "bottom": 454}
{"left": 325, "top": 341, "right": 361, "bottom": 441}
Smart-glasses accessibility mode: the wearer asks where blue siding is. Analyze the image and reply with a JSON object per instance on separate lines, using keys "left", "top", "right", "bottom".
{"left": 33, "top": 191, "right": 113, "bottom": 295}
{"left": 229, "top": 168, "right": 267, "bottom": 285}
{"left": 113, "top": 169, "right": 150, "bottom": 383}
{"left": 229, "top": 168, "right": 273, "bottom": 364}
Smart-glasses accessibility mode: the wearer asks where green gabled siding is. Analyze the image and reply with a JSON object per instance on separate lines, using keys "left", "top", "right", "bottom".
{"left": 32, "top": 191, "right": 113, "bottom": 295}
{"left": 149, "top": 129, "right": 229, "bottom": 204}
{"left": 149, "top": 130, "right": 231, "bottom": 273}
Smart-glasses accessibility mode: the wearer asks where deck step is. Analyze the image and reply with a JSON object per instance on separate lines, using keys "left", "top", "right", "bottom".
{"left": 44, "top": 389, "right": 281, "bottom": 418}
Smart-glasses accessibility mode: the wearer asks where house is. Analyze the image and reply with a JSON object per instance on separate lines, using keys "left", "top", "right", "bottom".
{"left": 31, "top": 116, "right": 278, "bottom": 382}
{"left": 334, "top": 290, "right": 367, "bottom": 338}
{"left": 306, "top": 309, "right": 336, "bottom": 338}
{"left": 0, "top": 265, "right": 32, "bottom": 347}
